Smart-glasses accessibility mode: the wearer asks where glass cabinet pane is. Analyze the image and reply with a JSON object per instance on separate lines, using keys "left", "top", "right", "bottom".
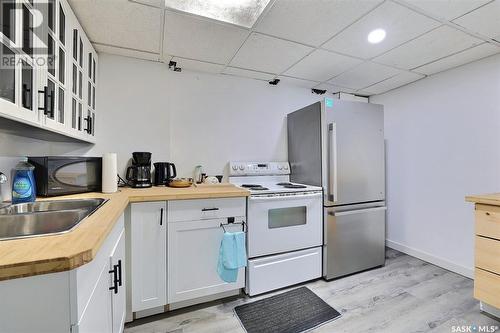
{"left": 88, "top": 53, "right": 91, "bottom": 79}
{"left": 71, "top": 98, "right": 76, "bottom": 128}
{"left": 0, "top": 0, "right": 16, "bottom": 43}
{"left": 59, "top": 4, "right": 65, "bottom": 45}
{"left": 0, "top": 44, "right": 15, "bottom": 103}
{"left": 72, "top": 29, "right": 77, "bottom": 61}
{"left": 79, "top": 38, "right": 83, "bottom": 67}
{"left": 72, "top": 64, "right": 77, "bottom": 93}
{"left": 22, "top": 5, "right": 33, "bottom": 56}
{"left": 48, "top": 0, "right": 55, "bottom": 32}
{"left": 47, "top": 79, "right": 55, "bottom": 119}
{"left": 48, "top": 34, "right": 55, "bottom": 76}
{"left": 92, "top": 111, "right": 95, "bottom": 135}
{"left": 21, "top": 60, "right": 33, "bottom": 110}
{"left": 58, "top": 47, "right": 65, "bottom": 83}
{"left": 93, "top": 59, "right": 96, "bottom": 83}
{"left": 58, "top": 87, "right": 64, "bottom": 123}
{"left": 87, "top": 82, "right": 91, "bottom": 107}
{"left": 78, "top": 102, "right": 82, "bottom": 130}
{"left": 78, "top": 71, "right": 82, "bottom": 98}
{"left": 92, "top": 86, "right": 95, "bottom": 109}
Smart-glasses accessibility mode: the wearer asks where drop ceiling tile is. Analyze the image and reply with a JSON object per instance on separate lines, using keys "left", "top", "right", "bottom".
{"left": 171, "top": 57, "right": 225, "bottom": 74}
{"left": 255, "top": 0, "right": 383, "bottom": 46}
{"left": 374, "top": 26, "right": 483, "bottom": 69}
{"left": 322, "top": 2, "right": 440, "bottom": 59}
{"left": 277, "top": 76, "right": 319, "bottom": 88}
{"left": 400, "top": 0, "right": 491, "bottom": 20}
{"left": 222, "top": 67, "right": 276, "bottom": 81}
{"left": 229, "top": 33, "right": 313, "bottom": 74}
{"left": 414, "top": 42, "right": 500, "bottom": 75}
{"left": 68, "top": 0, "right": 162, "bottom": 53}
{"left": 453, "top": 1, "right": 500, "bottom": 39}
{"left": 283, "top": 49, "right": 362, "bottom": 82}
{"left": 361, "top": 71, "right": 424, "bottom": 94}
{"left": 314, "top": 83, "right": 357, "bottom": 94}
{"left": 163, "top": 11, "right": 249, "bottom": 64}
{"left": 328, "top": 61, "right": 402, "bottom": 89}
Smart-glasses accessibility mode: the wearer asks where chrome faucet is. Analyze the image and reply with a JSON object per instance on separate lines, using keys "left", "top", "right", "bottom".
{"left": 0, "top": 172, "right": 7, "bottom": 206}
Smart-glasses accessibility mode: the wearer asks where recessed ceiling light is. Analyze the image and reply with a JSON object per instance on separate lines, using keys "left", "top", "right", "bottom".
{"left": 164, "top": 0, "right": 271, "bottom": 28}
{"left": 367, "top": 29, "right": 386, "bottom": 44}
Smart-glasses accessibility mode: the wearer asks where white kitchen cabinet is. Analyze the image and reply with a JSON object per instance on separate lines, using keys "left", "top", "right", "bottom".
{"left": 130, "top": 201, "right": 167, "bottom": 311}
{"left": 0, "top": 0, "right": 97, "bottom": 143}
{"left": 0, "top": 214, "right": 126, "bottom": 333}
{"left": 167, "top": 198, "right": 246, "bottom": 304}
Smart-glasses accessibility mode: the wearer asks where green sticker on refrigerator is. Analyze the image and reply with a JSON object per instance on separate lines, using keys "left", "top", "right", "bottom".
{"left": 325, "top": 98, "right": 333, "bottom": 108}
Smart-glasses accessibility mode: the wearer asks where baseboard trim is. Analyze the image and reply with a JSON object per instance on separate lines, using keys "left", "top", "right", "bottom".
{"left": 386, "top": 239, "right": 474, "bottom": 279}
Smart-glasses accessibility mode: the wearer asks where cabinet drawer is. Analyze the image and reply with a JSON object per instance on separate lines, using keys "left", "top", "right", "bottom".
{"left": 475, "top": 236, "right": 500, "bottom": 275}
{"left": 475, "top": 204, "right": 500, "bottom": 240}
{"left": 474, "top": 268, "right": 500, "bottom": 309}
{"left": 168, "top": 197, "right": 246, "bottom": 222}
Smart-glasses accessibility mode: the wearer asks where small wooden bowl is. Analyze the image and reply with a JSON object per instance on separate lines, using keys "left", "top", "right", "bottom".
{"left": 168, "top": 178, "right": 193, "bottom": 188}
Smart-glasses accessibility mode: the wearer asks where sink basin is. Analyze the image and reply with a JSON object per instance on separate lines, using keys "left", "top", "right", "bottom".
{"left": 0, "top": 198, "right": 107, "bottom": 240}
{"left": 0, "top": 198, "right": 106, "bottom": 215}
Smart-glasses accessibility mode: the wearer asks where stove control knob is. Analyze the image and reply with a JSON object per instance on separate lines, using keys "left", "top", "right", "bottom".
{"left": 239, "top": 165, "right": 245, "bottom": 171}
{"left": 278, "top": 165, "right": 283, "bottom": 170}
{"left": 284, "top": 164, "right": 289, "bottom": 170}
{"left": 232, "top": 165, "right": 238, "bottom": 171}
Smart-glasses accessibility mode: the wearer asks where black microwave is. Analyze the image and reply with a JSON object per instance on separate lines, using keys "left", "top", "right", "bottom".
{"left": 28, "top": 156, "right": 102, "bottom": 197}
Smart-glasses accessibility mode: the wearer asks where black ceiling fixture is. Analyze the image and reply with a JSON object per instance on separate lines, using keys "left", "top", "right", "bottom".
{"left": 269, "top": 79, "right": 280, "bottom": 85}
{"left": 168, "top": 60, "right": 182, "bottom": 72}
{"left": 311, "top": 88, "right": 326, "bottom": 95}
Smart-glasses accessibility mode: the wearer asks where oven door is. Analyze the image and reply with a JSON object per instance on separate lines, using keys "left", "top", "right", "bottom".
{"left": 48, "top": 158, "right": 102, "bottom": 195}
{"left": 247, "top": 191, "right": 323, "bottom": 258}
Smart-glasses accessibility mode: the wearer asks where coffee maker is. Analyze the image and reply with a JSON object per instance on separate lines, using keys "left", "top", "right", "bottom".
{"left": 126, "top": 152, "right": 152, "bottom": 188}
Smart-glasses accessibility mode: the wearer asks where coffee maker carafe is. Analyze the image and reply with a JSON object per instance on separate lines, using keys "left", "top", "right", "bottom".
{"left": 126, "top": 152, "right": 152, "bottom": 188}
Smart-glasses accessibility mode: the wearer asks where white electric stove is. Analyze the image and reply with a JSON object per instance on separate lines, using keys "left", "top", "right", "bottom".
{"left": 229, "top": 162, "right": 323, "bottom": 296}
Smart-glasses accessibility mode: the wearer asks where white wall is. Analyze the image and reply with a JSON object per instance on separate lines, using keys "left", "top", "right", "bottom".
{"left": 372, "top": 53, "right": 500, "bottom": 277}
{"left": 0, "top": 54, "right": 321, "bottom": 197}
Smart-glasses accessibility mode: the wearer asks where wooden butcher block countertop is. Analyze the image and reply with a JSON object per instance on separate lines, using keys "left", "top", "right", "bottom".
{"left": 466, "top": 193, "right": 500, "bottom": 206}
{"left": 0, "top": 185, "right": 249, "bottom": 281}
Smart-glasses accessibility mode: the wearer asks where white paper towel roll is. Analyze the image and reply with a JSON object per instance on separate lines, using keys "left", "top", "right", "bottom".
{"left": 102, "top": 153, "right": 117, "bottom": 193}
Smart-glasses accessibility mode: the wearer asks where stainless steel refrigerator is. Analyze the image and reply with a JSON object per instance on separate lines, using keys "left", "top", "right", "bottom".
{"left": 287, "top": 98, "right": 386, "bottom": 280}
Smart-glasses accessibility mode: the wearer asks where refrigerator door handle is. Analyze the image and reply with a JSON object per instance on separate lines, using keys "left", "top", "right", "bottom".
{"left": 328, "top": 206, "right": 387, "bottom": 216}
{"left": 328, "top": 123, "right": 338, "bottom": 202}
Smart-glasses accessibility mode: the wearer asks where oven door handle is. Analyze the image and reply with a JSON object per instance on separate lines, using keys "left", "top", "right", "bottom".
{"left": 249, "top": 192, "right": 323, "bottom": 201}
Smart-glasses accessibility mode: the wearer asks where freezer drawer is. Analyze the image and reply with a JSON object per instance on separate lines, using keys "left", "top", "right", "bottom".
{"left": 324, "top": 205, "right": 386, "bottom": 280}
{"left": 246, "top": 247, "right": 322, "bottom": 296}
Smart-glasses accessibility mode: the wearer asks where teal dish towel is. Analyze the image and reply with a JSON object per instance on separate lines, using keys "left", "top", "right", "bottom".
{"left": 217, "top": 231, "right": 247, "bottom": 283}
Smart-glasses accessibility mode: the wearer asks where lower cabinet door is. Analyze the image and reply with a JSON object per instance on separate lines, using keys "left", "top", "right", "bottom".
{"left": 110, "top": 230, "right": 126, "bottom": 333}
{"left": 130, "top": 202, "right": 167, "bottom": 311}
{"left": 168, "top": 218, "right": 245, "bottom": 303}
{"left": 76, "top": 262, "right": 113, "bottom": 333}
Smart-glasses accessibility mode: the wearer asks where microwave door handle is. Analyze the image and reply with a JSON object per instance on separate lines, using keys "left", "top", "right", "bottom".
{"left": 328, "top": 123, "right": 338, "bottom": 202}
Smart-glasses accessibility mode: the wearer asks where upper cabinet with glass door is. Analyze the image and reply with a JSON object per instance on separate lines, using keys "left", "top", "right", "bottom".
{"left": 0, "top": 0, "right": 97, "bottom": 143}
{"left": 0, "top": 0, "right": 39, "bottom": 124}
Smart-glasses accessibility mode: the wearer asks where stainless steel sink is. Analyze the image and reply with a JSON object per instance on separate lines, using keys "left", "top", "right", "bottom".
{"left": 0, "top": 198, "right": 107, "bottom": 240}
{"left": 0, "top": 198, "right": 106, "bottom": 215}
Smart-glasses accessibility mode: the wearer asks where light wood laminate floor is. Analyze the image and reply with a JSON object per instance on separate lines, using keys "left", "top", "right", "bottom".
{"left": 125, "top": 249, "right": 499, "bottom": 333}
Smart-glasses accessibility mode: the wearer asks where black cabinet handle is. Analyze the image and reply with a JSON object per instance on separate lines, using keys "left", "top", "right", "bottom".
{"left": 202, "top": 208, "right": 219, "bottom": 212}
{"left": 117, "top": 260, "right": 122, "bottom": 287}
{"left": 109, "top": 265, "right": 118, "bottom": 294}
{"left": 84, "top": 115, "right": 92, "bottom": 134}
{"left": 160, "top": 208, "right": 163, "bottom": 226}
{"left": 38, "top": 86, "right": 48, "bottom": 114}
